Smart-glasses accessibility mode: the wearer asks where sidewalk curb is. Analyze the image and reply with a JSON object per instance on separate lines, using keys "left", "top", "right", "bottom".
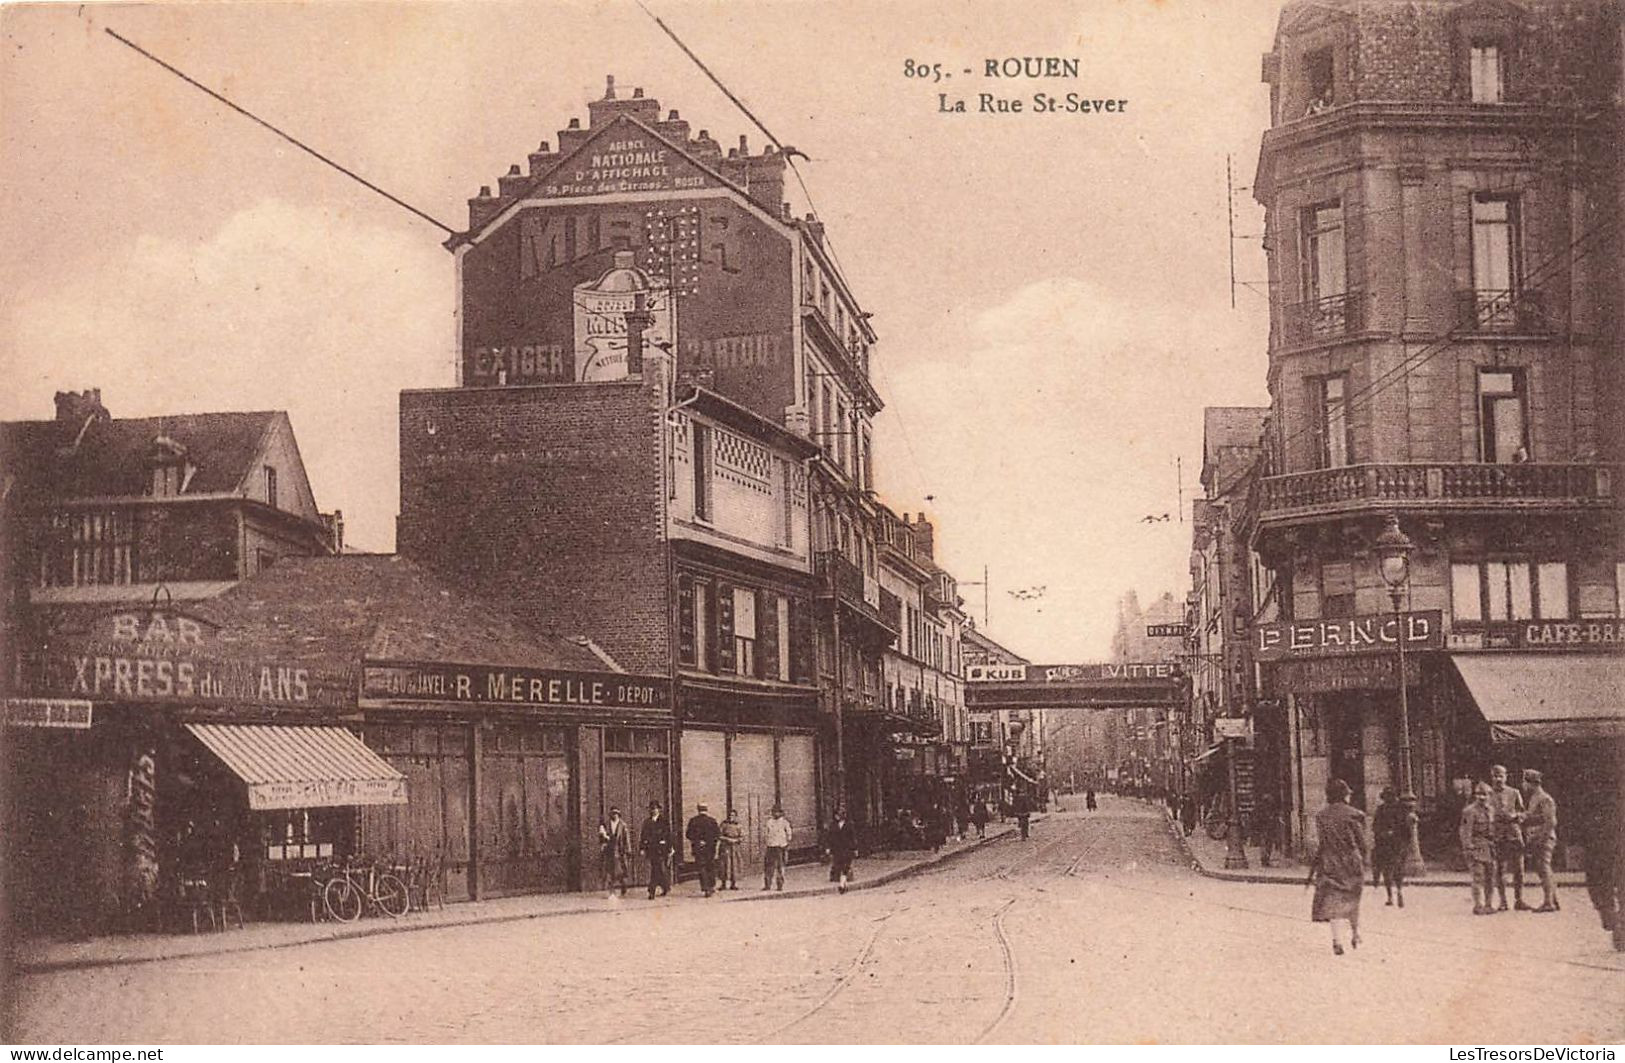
{"left": 13, "top": 829, "right": 1016, "bottom": 975}
{"left": 1163, "top": 807, "right": 1584, "bottom": 889}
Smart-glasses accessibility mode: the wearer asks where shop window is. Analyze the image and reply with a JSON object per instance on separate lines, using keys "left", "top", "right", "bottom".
{"left": 1313, "top": 374, "right": 1351, "bottom": 469}
{"left": 1469, "top": 41, "right": 1504, "bottom": 103}
{"left": 1478, "top": 369, "right": 1528, "bottom": 463}
{"left": 693, "top": 423, "right": 713, "bottom": 521}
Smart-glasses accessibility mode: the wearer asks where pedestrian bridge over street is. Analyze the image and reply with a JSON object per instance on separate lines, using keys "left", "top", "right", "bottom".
{"left": 963, "top": 662, "right": 1183, "bottom": 711}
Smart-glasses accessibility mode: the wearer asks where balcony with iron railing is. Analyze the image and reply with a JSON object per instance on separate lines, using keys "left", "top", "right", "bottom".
{"left": 1281, "top": 290, "right": 1367, "bottom": 346}
{"left": 1455, "top": 288, "right": 1550, "bottom": 334}
{"left": 1255, "top": 461, "right": 1616, "bottom": 526}
{"left": 816, "top": 550, "right": 899, "bottom": 638}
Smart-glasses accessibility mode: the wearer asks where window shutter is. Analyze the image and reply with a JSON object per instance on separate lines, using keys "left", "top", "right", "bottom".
{"left": 760, "top": 592, "right": 780, "bottom": 680}
{"left": 717, "top": 583, "right": 736, "bottom": 674}
{"left": 678, "top": 578, "right": 696, "bottom": 666}
{"left": 791, "top": 597, "right": 814, "bottom": 682}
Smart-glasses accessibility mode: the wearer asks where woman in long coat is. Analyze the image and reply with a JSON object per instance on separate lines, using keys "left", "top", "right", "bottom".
{"left": 828, "top": 807, "right": 859, "bottom": 894}
{"left": 1370, "top": 787, "right": 1413, "bottom": 908}
{"left": 1307, "top": 778, "right": 1369, "bottom": 954}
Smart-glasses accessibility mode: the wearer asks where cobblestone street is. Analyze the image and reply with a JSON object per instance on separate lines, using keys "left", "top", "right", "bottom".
{"left": 9, "top": 797, "right": 1623, "bottom": 1044}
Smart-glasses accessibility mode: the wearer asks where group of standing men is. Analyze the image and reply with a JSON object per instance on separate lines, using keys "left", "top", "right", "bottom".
{"left": 597, "top": 802, "right": 861, "bottom": 899}
{"left": 1458, "top": 764, "right": 1561, "bottom": 914}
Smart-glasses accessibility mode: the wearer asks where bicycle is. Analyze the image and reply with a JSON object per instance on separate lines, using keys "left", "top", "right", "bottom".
{"left": 322, "top": 860, "right": 410, "bottom": 922}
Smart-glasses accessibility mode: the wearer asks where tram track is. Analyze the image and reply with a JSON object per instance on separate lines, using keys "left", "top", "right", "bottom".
{"left": 973, "top": 897, "right": 1020, "bottom": 1043}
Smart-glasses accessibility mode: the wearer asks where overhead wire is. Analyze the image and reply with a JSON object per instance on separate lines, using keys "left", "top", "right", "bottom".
{"left": 102, "top": 28, "right": 457, "bottom": 235}
{"left": 633, "top": 0, "right": 938, "bottom": 503}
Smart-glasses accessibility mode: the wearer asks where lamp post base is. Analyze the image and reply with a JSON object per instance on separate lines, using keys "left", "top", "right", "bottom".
{"left": 1224, "top": 823, "right": 1250, "bottom": 869}
{"left": 1400, "top": 798, "right": 1427, "bottom": 878}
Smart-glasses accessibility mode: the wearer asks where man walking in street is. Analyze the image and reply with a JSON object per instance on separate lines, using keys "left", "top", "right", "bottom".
{"left": 685, "top": 803, "right": 721, "bottom": 897}
{"left": 717, "top": 808, "right": 743, "bottom": 891}
{"left": 598, "top": 806, "right": 631, "bottom": 897}
{"left": 1461, "top": 782, "right": 1497, "bottom": 915}
{"left": 763, "top": 805, "right": 792, "bottom": 891}
{"left": 1013, "top": 788, "right": 1032, "bottom": 840}
{"left": 1489, "top": 763, "right": 1529, "bottom": 911}
{"left": 1522, "top": 769, "right": 1560, "bottom": 913}
{"left": 639, "top": 800, "right": 674, "bottom": 899}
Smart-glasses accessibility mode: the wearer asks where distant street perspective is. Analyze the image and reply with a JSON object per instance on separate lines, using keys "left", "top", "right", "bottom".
{"left": 10, "top": 800, "right": 1623, "bottom": 1045}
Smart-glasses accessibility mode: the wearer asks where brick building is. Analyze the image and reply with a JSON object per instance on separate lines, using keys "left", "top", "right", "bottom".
{"left": 398, "top": 77, "right": 977, "bottom": 852}
{"left": 1248, "top": 0, "right": 1623, "bottom": 858}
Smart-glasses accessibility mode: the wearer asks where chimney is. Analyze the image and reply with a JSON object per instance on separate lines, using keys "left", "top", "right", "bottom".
{"left": 498, "top": 164, "right": 526, "bottom": 198}
{"left": 912, "top": 513, "right": 935, "bottom": 560}
{"left": 54, "top": 389, "right": 109, "bottom": 447}
{"left": 468, "top": 185, "right": 499, "bottom": 228}
{"left": 624, "top": 290, "right": 652, "bottom": 377}
{"left": 322, "top": 509, "right": 345, "bottom": 554}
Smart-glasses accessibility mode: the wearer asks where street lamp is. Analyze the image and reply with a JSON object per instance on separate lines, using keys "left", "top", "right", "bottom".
{"left": 1374, "top": 513, "right": 1427, "bottom": 878}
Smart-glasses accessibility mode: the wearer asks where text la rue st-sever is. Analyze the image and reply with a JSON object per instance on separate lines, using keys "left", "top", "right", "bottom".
{"left": 940, "top": 57, "right": 1125, "bottom": 115}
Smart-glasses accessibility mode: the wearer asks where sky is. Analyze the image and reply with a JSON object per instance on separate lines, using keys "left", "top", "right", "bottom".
{"left": 0, "top": 0, "right": 1276, "bottom": 663}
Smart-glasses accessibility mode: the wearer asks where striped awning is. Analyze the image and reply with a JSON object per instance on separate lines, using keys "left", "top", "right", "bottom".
{"left": 186, "top": 723, "right": 407, "bottom": 810}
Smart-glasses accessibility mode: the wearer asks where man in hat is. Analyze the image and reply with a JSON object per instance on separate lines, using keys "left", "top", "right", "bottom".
{"left": 763, "top": 805, "right": 793, "bottom": 891}
{"left": 1460, "top": 782, "right": 1497, "bottom": 914}
{"left": 685, "top": 803, "right": 721, "bottom": 897}
{"left": 1522, "top": 768, "right": 1560, "bottom": 913}
{"left": 639, "top": 800, "right": 674, "bottom": 899}
{"left": 598, "top": 806, "right": 631, "bottom": 897}
{"left": 717, "top": 809, "right": 744, "bottom": 890}
{"left": 1488, "top": 763, "right": 1528, "bottom": 911}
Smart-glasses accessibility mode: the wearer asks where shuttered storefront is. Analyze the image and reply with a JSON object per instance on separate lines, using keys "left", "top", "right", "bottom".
{"left": 477, "top": 724, "right": 571, "bottom": 897}
{"left": 361, "top": 723, "right": 473, "bottom": 902}
{"left": 778, "top": 733, "right": 818, "bottom": 850}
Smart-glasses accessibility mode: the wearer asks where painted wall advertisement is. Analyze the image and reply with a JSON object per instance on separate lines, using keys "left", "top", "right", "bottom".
{"left": 1253, "top": 611, "right": 1443, "bottom": 661}
{"left": 19, "top": 609, "right": 354, "bottom": 708}
{"left": 459, "top": 126, "right": 795, "bottom": 416}
{"left": 360, "top": 660, "right": 670, "bottom": 713}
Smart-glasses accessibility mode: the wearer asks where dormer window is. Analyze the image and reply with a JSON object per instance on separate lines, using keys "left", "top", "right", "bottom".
{"left": 148, "top": 436, "right": 195, "bottom": 497}
{"left": 1470, "top": 40, "right": 1504, "bottom": 102}
{"left": 1304, "top": 48, "right": 1334, "bottom": 114}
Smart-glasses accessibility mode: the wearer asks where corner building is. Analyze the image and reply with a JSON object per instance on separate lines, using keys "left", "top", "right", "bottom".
{"left": 400, "top": 78, "right": 888, "bottom": 863}
{"left": 1249, "top": 0, "right": 1622, "bottom": 857}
